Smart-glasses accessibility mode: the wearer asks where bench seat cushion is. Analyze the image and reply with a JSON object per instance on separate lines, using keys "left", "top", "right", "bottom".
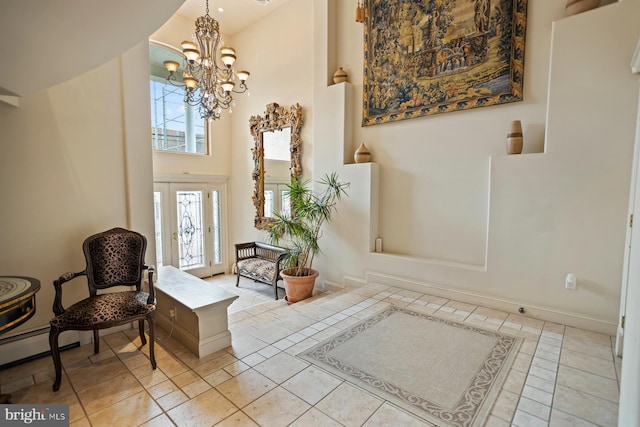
{"left": 238, "top": 258, "right": 277, "bottom": 283}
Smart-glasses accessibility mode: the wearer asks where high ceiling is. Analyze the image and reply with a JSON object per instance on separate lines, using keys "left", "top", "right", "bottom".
{"left": 0, "top": 0, "right": 291, "bottom": 98}
{"left": 175, "top": 0, "right": 293, "bottom": 36}
{"left": 0, "top": 0, "right": 184, "bottom": 97}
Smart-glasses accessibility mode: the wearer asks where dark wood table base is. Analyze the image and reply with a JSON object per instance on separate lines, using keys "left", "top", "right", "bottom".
{"left": 0, "top": 276, "right": 41, "bottom": 404}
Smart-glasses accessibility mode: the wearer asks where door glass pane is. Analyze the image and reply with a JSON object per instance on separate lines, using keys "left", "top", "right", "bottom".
{"left": 153, "top": 191, "right": 164, "bottom": 268}
{"left": 281, "top": 189, "right": 291, "bottom": 218}
{"left": 264, "top": 190, "right": 275, "bottom": 218}
{"left": 212, "top": 190, "right": 222, "bottom": 265}
{"left": 176, "top": 190, "right": 205, "bottom": 270}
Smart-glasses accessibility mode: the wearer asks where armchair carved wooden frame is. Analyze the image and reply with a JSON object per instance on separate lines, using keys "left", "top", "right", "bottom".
{"left": 49, "top": 227, "right": 157, "bottom": 391}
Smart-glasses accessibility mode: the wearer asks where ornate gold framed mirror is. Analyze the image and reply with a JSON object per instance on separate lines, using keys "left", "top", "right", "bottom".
{"left": 249, "top": 103, "right": 303, "bottom": 230}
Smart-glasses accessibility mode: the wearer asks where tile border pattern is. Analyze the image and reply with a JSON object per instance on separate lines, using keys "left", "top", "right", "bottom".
{"left": 299, "top": 305, "right": 522, "bottom": 427}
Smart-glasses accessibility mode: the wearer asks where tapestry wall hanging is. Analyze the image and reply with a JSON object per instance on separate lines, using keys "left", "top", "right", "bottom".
{"left": 362, "top": 0, "right": 528, "bottom": 126}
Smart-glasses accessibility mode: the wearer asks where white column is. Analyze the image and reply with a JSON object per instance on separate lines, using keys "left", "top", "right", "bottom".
{"left": 185, "top": 104, "right": 197, "bottom": 153}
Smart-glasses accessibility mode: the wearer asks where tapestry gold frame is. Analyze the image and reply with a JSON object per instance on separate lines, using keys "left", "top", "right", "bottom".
{"left": 363, "top": 0, "right": 528, "bottom": 126}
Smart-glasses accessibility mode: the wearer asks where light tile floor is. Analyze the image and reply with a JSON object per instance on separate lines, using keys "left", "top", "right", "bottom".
{"left": 0, "top": 274, "right": 621, "bottom": 426}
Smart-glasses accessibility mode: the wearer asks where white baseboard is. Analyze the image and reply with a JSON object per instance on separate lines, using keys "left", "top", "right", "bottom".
{"left": 322, "top": 276, "right": 366, "bottom": 292}
{"left": 156, "top": 313, "right": 231, "bottom": 358}
{"left": 344, "top": 275, "right": 367, "bottom": 288}
{"left": 366, "top": 271, "right": 617, "bottom": 336}
{"left": 322, "top": 280, "right": 344, "bottom": 293}
{"left": 197, "top": 331, "right": 232, "bottom": 357}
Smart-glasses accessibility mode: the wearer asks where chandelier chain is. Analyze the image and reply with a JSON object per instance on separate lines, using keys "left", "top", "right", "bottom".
{"left": 163, "top": 0, "right": 250, "bottom": 121}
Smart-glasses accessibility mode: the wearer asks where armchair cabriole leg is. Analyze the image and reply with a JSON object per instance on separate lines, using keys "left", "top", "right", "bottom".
{"left": 49, "top": 327, "right": 62, "bottom": 392}
{"left": 138, "top": 320, "right": 147, "bottom": 346}
{"left": 148, "top": 315, "right": 157, "bottom": 369}
{"left": 93, "top": 330, "right": 100, "bottom": 354}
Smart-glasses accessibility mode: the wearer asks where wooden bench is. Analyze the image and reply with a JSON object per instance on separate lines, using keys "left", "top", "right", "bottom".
{"left": 235, "top": 242, "right": 287, "bottom": 300}
{"left": 155, "top": 266, "right": 238, "bottom": 358}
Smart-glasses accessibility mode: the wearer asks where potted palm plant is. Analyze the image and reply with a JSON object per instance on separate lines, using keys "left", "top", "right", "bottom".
{"left": 266, "top": 172, "right": 349, "bottom": 303}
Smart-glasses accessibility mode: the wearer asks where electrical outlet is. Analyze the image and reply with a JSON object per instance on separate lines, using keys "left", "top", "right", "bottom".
{"left": 565, "top": 273, "right": 577, "bottom": 290}
{"left": 169, "top": 306, "right": 177, "bottom": 320}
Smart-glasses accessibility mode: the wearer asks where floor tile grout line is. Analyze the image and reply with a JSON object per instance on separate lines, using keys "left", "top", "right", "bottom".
{"left": 505, "top": 328, "right": 549, "bottom": 425}
{"left": 551, "top": 407, "right": 610, "bottom": 427}
{"left": 2, "top": 276, "right": 621, "bottom": 427}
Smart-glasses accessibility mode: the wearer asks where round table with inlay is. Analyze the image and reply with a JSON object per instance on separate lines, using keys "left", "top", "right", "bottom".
{"left": 0, "top": 276, "right": 40, "bottom": 403}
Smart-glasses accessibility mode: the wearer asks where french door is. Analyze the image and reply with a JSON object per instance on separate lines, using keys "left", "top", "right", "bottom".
{"left": 264, "top": 181, "right": 291, "bottom": 218}
{"left": 153, "top": 180, "right": 227, "bottom": 278}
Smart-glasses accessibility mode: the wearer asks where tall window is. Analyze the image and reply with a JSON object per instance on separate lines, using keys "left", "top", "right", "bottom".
{"left": 150, "top": 78, "right": 206, "bottom": 153}
{"left": 149, "top": 44, "right": 207, "bottom": 154}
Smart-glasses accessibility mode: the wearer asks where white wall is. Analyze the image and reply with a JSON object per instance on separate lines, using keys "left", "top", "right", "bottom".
{"left": 147, "top": 0, "right": 638, "bottom": 334}
{"left": 0, "top": 42, "right": 156, "bottom": 344}
{"left": 228, "top": 0, "right": 314, "bottom": 248}
{"left": 309, "top": 0, "right": 640, "bottom": 332}
{"left": 150, "top": 13, "right": 233, "bottom": 177}
{"left": 336, "top": 1, "right": 562, "bottom": 266}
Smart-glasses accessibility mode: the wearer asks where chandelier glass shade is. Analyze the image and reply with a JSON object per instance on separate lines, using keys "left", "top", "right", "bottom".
{"left": 164, "top": 0, "right": 250, "bottom": 121}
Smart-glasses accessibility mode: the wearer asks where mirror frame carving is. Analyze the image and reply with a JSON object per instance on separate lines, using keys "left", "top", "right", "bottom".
{"left": 249, "top": 102, "right": 303, "bottom": 230}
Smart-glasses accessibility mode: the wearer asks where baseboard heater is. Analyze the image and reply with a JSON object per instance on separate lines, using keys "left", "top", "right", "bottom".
{"left": 0, "top": 326, "right": 50, "bottom": 345}
{"left": 0, "top": 327, "right": 79, "bottom": 370}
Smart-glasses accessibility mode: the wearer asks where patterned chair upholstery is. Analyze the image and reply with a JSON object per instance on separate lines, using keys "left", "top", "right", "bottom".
{"left": 49, "top": 227, "right": 156, "bottom": 391}
{"left": 235, "top": 242, "right": 287, "bottom": 299}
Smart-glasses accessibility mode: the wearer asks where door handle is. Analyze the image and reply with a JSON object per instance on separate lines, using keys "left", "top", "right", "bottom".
{"left": 172, "top": 232, "right": 178, "bottom": 241}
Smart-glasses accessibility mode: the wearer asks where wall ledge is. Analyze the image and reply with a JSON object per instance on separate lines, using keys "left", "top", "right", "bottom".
{"left": 0, "top": 95, "right": 19, "bottom": 107}
{"left": 370, "top": 251, "right": 486, "bottom": 272}
{"left": 345, "top": 161, "right": 376, "bottom": 167}
{"left": 153, "top": 173, "right": 229, "bottom": 183}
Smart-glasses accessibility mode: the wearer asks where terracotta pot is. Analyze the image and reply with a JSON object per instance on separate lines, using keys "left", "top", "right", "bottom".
{"left": 565, "top": 0, "right": 600, "bottom": 16}
{"left": 280, "top": 268, "right": 318, "bottom": 304}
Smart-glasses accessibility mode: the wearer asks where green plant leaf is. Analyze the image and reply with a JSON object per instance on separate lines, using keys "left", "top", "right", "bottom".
{"left": 265, "top": 172, "right": 349, "bottom": 275}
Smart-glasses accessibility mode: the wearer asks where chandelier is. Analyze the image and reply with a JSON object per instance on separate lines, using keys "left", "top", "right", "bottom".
{"left": 163, "top": 0, "right": 250, "bottom": 121}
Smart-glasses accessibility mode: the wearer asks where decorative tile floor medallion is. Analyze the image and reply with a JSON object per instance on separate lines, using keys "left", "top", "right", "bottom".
{"left": 299, "top": 305, "right": 522, "bottom": 427}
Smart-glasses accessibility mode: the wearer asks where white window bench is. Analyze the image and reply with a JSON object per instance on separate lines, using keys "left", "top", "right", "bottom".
{"left": 154, "top": 266, "right": 238, "bottom": 358}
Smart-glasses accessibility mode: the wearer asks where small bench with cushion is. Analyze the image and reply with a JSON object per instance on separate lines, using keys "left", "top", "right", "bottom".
{"left": 235, "top": 242, "right": 287, "bottom": 299}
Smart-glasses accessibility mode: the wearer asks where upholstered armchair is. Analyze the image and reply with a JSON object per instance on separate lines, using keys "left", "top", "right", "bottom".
{"left": 49, "top": 227, "right": 157, "bottom": 391}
